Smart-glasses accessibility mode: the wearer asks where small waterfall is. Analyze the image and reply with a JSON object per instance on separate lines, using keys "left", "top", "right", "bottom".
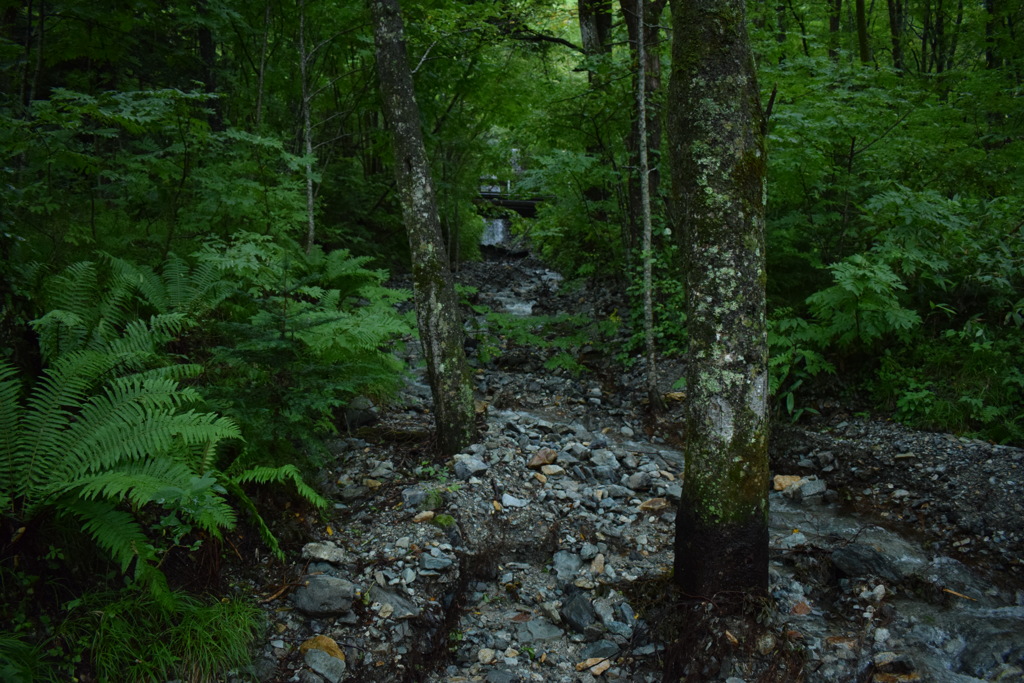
{"left": 480, "top": 217, "right": 509, "bottom": 247}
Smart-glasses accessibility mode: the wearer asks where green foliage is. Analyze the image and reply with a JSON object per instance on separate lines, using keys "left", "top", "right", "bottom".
{"left": 58, "top": 590, "right": 262, "bottom": 683}
{"left": 0, "top": 350, "right": 239, "bottom": 599}
{"left": 768, "top": 313, "right": 835, "bottom": 421}
{"left": 625, "top": 241, "right": 688, "bottom": 357}
{"left": 196, "top": 232, "right": 412, "bottom": 465}
{"left": 806, "top": 254, "right": 922, "bottom": 348}
{"left": 515, "top": 150, "right": 625, "bottom": 276}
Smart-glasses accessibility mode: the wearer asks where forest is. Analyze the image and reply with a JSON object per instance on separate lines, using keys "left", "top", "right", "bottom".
{"left": 1, "top": 0, "right": 1022, "bottom": 679}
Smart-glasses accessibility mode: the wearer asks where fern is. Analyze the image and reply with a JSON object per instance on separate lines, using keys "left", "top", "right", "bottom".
{"left": 0, "top": 353, "right": 239, "bottom": 597}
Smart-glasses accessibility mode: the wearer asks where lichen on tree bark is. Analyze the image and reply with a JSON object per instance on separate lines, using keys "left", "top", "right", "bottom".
{"left": 668, "top": 0, "right": 770, "bottom": 600}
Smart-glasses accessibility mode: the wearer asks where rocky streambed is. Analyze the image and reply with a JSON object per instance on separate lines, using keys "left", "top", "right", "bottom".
{"left": 237, "top": 256, "right": 1024, "bottom": 683}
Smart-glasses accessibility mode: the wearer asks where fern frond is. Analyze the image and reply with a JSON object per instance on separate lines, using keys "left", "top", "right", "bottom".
{"left": 71, "top": 459, "right": 236, "bottom": 535}
{"left": 15, "top": 351, "right": 122, "bottom": 506}
{"left": 61, "top": 497, "right": 158, "bottom": 574}
{"left": 56, "top": 385, "right": 240, "bottom": 485}
{"left": 232, "top": 464, "right": 327, "bottom": 509}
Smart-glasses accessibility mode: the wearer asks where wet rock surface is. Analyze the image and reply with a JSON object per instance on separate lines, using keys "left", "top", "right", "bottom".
{"left": 239, "top": 255, "right": 1024, "bottom": 683}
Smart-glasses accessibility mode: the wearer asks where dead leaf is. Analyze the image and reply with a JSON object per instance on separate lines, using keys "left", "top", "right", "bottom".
{"left": 576, "top": 657, "right": 611, "bottom": 675}
{"left": 639, "top": 497, "right": 669, "bottom": 512}
{"left": 724, "top": 630, "right": 739, "bottom": 646}
{"left": 300, "top": 635, "right": 345, "bottom": 661}
{"left": 773, "top": 475, "right": 803, "bottom": 491}
{"left": 790, "top": 601, "right": 812, "bottom": 615}
{"left": 511, "top": 612, "right": 532, "bottom": 623}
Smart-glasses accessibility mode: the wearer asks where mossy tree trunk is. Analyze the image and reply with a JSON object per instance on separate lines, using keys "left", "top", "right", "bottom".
{"left": 667, "top": 0, "right": 770, "bottom": 600}
{"left": 370, "top": 0, "right": 476, "bottom": 456}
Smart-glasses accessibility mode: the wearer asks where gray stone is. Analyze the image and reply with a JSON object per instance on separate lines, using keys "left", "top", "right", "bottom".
{"left": 401, "top": 487, "right": 426, "bottom": 507}
{"left": 485, "top": 669, "right": 521, "bottom": 683}
{"left": 501, "top": 492, "right": 530, "bottom": 508}
{"left": 581, "top": 639, "right": 620, "bottom": 659}
{"left": 591, "top": 450, "right": 620, "bottom": 468}
{"left": 560, "top": 593, "right": 596, "bottom": 633}
{"left": 303, "top": 648, "right": 346, "bottom": 683}
{"left": 370, "top": 586, "right": 422, "bottom": 619}
{"left": 301, "top": 541, "right": 346, "bottom": 565}
{"left": 454, "top": 456, "right": 488, "bottom": 480}
{"left": 831, "top": 543, "right": 904, "bottom": 582}
{"left": 552, "top": 551, "right": 582, "bottom": 580}
{"left": 626, "top": 471, "right": 652, "bottom": 491}
{"left": 292, "top": 576, "right": 356, "bottom": 616}
{"left": 520, "top": 619, "right": 564, "bottom": 642}
{"left": 420, "top": 553, "right": 454, "bottom": 571}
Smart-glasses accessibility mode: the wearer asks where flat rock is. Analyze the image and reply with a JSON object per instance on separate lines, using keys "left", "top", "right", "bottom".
{"left": 301, "top": 541, "right": 346, "bottom": 565}
{"left": 292, "top": 575, "right": 356, "bottom": 616}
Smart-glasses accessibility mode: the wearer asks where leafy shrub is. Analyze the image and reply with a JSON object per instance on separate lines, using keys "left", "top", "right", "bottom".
{"left": 806, "top": 254, "right": 921, "bottom": 348}
{"left": 768, "top": 313, "right": 835, "bottom": 420}
{"left": 196, "top": 232, "right": 412, "bottom": 465}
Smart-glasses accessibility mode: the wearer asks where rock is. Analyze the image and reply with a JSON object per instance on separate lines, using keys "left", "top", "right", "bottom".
{"left": 485, "top": 670, "right": 520, "bottom": 683}
{"left": 402, "top": 487, "right": 426, "bottom": 507}
{"left": 541, "top": 464, "right": 565, "bottom": 476}
{"left": 581, "top": 639, "right": 619, "bottom": 659}
{"left": 454, "top": 455, "right": 488, "bottom": 480}
{"left": 528, "top": 448, "right": 558, "bottom": 468}
{"left": 303, "top": 648, "right": 347, "bottom": 683}
{"left": 560, "top": 593, "right": 596, "bottom": 633}
{"left": 370, "top": 586, "right": 422, "bottom": 619}
{"left": 501, "top": 492, "right": 530, "bottom": 508}
{"left": 831, "top": 543, "right": 904, "bottom": 582}
{"left": 626, "top": 471, "right": 652, "bottom": 491}
{"left": 552, "top": 551, "right": 582, "bottom": 581}
{"left": 420, "top": 552, "right": 454, "bottom": 571}
{"left": 520, "top": 618, "right": 564, "bottom": 642}
{"left": 412, "top": 510, "right": 435, "bottom": 523}
{"left": 478, "top": 647, "right": 497, "bottom": 664}
{"left": 301, "top": 541, "right": 346, "bottom": 565}
{"left": 292, "top": 576, "right": 356, "bottom": 616}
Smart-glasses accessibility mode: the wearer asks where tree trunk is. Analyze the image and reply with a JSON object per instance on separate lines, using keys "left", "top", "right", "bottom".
{"left": 369, "top": 0, "right": 476, "bottom": 456}
{"left": 633, "top": 0, "right": 662, "bottom": 414}
{"left": 668, "top": 0, "right": 770, "bottom": 600}
{"left": 828, "top": 0, "right": 842, "bottom": 60}
{"left": 887, "top": 0, "right": 905, "bottom": 71}
{"left": 299, "top": 0, "right": 317, "bottom": 253}
{"left": 619, "top": 0, "right": 666, "bottom": 268}
{"left": 855, "top": 0, "right": 872, "bottom": 63}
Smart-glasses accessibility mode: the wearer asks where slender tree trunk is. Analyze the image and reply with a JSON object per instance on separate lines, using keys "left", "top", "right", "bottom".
{"left": 828, "top": 0, "right": 842, "bottom": 60}
{"left": 634, "top": 0, "right": 662, "bottom": 414}
{"left": 196, "top": 0, "right": 222, "bottom": 129}
{"left": 369, "top": 0, "right": 475, "bottom": 456}
{"left": 855, "top": 0, "right": 872, "bottom": 62}
{"left": 619, "top": 0, "right": 666, "bottom": 268}
{"left": 255, "top": 0, "right": 271, "bottom": 130}
{"left": 578, "top": 0, "right": 615, "bottom": 229}
{"left": 887, "top": 0, "right": 905, "bottom": 71}
{"left": 299, "top": 0, "right": 317, "bottom": 253}
{"left": 668, "top": 0, "right": 769, "bottom": 600}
